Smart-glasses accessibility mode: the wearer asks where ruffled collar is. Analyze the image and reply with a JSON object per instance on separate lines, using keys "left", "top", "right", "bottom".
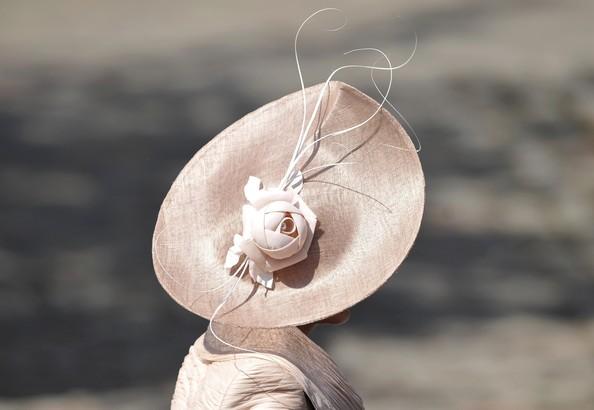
{"left": 198, "top": 323, "right": 364, "bottom": 410}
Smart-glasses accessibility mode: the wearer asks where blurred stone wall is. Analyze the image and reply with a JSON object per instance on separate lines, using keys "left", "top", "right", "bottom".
{"left": 1, "top": 1, "right": 593, "bottom": 409}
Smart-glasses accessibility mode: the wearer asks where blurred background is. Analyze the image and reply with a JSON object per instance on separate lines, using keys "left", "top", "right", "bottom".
{"left": 1, "top": 0, "right": 593, "bottom": 409}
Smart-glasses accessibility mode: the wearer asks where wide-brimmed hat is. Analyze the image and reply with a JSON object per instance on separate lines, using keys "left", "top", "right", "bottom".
{"left": 152, "top": 80, "right": 424, "bottom": 328}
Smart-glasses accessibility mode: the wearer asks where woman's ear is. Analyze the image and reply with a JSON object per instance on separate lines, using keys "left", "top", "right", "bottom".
{"left": 321, "top": 309, "right": 351, "bottom": 325}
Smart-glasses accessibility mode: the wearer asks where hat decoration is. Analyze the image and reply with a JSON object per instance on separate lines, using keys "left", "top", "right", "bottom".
{"left": 223, "top": 175, "right": 317, "bottom": 289}
{"left": 152, "top": 8, "right": 423, "bottom": 330}
{"left": 218, "top": 8, "right": 419, "bottom": 292}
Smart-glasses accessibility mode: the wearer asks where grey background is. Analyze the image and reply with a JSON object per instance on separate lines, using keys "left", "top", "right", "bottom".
{"left": 1, "top": 1, "right": 593, "bottom": 409}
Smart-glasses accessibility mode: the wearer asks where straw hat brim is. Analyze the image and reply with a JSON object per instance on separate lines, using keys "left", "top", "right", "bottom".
{"left": 152, "top": 81, "right": 424, "bottom": 328}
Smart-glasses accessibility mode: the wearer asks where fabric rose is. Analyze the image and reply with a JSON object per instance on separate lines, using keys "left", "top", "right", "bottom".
{"left": 224, "top": 176, "right": 317, "bottom": 289}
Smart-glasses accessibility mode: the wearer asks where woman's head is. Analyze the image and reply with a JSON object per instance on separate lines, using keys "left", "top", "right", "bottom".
{"left": 298, "top": 309, "right": 351, "bottom": 335}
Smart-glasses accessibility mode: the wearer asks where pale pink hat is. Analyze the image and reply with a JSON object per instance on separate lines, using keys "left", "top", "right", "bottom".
{"left": 152, "top": 80, "right": 424, "bottom": 328}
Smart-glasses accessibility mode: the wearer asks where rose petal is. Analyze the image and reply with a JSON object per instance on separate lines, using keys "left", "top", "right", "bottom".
{"left": 251, "top": 190, "right": 294, "bottom": 209}
{"left": 290, "top": 213, "right": 308, "bottom": 247}
{"left": 260, "top": 233, "right": 302, "bottom": 260}
{"left": 241, "top": 205, "right": 256, "bottom": 239}
{"left": 264, "top": 229, "right": 295, "bottom": 249}
{"left": 243, "top": 176, "right": 263, "bottom": 204}
{"left": 276, "top": 216, "right": 297, "bottom": 235}
{"left": 251, "top": 210, "right": 269, "bottom": 249}
{"left": 297, "top": 197, "right": 317, "bottom": 234}
{"left": 233, "top": 234, "right": 244, "bottom": 247}
{"left": 237, "top": 237, "right": 267, "bottom": 268}
{"left": 224, "top": 246, "right": 242, "bottom": 270}
{"left": 260, "top": 200, "right": 302, "bottom": 215}
{"left": 265, "top": 221, "right": 315, "bottom": 271}
{"left": 264, "top": 211, "right": 285, "bottom": 231}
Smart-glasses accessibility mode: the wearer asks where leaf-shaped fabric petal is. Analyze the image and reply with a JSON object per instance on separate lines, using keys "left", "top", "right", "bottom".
{"left": 249, "top": 260, "right": 274, "bottom": 290}
{"left": 224, "top": 245, "right": 242, "bottom": 270}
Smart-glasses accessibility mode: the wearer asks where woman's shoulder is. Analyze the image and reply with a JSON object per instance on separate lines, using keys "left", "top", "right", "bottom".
{"left": 172, "top": 341, "right": 311, "bottom": 409}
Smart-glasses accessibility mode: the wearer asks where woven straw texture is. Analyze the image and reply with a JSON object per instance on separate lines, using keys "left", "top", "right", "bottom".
{"left": 152, "top": 81, "right": 424, "bottom": 327}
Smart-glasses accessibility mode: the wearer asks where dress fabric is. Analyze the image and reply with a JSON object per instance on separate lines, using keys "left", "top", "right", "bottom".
{"left": 172, "top": 343, "right": 313, "bottom": 409}
{"left": 171, "top": 326, "right": 364, "bottom": 410}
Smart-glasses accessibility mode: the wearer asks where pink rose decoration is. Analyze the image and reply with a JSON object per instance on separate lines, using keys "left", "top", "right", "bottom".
{"left": 224, "top": 176, "right": 317, "bottom": 289}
